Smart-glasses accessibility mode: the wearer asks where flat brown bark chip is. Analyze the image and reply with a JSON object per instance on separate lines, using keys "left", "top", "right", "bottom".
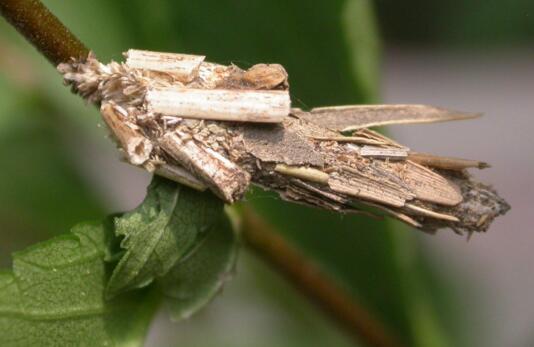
{"left": 242, "top": 123, "right": 325, "bottom": 167}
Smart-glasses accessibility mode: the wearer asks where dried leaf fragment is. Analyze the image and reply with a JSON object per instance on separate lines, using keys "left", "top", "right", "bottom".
{"left": 401, "top": 161, "right": 463, "bottom": 206}
{"left": 295, "top": 104, "right": 481, "bottom": 131}
{"left": 328, "top": 176, "right": 407, "bottom": 208}
{"left": 242, "top": 64, "right": 289, "bottom": 89}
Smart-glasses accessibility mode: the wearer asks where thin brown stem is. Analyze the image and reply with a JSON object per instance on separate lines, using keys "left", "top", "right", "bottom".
{"left": 0, "top": 0, "right": 88, "bottom": 65}
{"left": 240, "top": 207, "right": 404, "bottom": 347}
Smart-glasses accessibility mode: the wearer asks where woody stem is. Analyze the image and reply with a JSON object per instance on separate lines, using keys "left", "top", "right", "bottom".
{"left": 0, "top": 0, "right": 88, "bottom": 65}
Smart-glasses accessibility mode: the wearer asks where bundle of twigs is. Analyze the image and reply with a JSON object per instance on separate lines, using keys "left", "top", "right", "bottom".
{"left": 59, "top": 50, "right": 509, "bottom": 235}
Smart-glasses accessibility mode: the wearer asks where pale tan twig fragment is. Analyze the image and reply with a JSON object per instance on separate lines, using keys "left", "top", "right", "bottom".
{"left": 408, "top": 152, "right": 489, "bottom": 170}
{"left": 283, "top": 185, "right": 347, "bottom": 212}
{"left": 404, "top": 203, "right": 459, "bottom": 222}
{"left": 311, "top": 136, "right": 388, "bottom": 146}
{"left": 295, "top": 104, "right": 481, "bottom": 131}
{"left": 159, "top": 131, "right": 250, "bottom": 202}
{"left": 291, "top": 179, "right": 349, "bottom": 204}
{"left": 100, "top": 103, "right": 152, "bottom": 165}
{"left": 154, "top": 163, "right": 207, "bottom": 191}
{"left": 274, "top": 164, "right": 329, "bottom": 184}
{"left": 354, "top": 128, "right": 405, "bottom": 148}
{"left": 393, "top": 213, "right": 422, "bottom": 228}
{"left": 146, "top": 87, "right": 290, "bottom": 123}
{"left": 125, "top": 49, "right": 205, "bottom": 82}
{"left": 379, "top": 207, "right": 422, "bottom": 228}
{"left": 360, "top": 146, "right": 408, "bottom": 160}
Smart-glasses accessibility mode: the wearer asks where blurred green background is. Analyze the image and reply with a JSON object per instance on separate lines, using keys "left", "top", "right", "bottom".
{"left": 0, "top": 1, "right": 532, "bottom": 346}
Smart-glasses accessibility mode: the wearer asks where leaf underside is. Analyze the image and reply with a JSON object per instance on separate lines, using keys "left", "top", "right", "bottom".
{"left": 160, "top": 216, "right": 238, "bottom": 321}
{"left": 106, "top": 177, "right": 225, "bottom": 298}
{"left": 0, "top": 221, "right": 159, "bottom": 347}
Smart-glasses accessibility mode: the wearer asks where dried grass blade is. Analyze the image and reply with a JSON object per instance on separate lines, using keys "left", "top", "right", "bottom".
{"left": 408, "top": 152, "right": 490, "bottom": 170}
{"left": 402, "top": 161, "right": 463, "bottom": 206}
{"left": 295, "top": 104, "right": 481, "bottom": 131}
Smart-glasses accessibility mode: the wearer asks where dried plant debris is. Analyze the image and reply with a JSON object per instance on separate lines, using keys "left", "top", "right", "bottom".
{"left": 295, "top": 104, "right": 481, "bottom": 132}
{"left": 58, "top": 49, "right": 509, "bottom": 236}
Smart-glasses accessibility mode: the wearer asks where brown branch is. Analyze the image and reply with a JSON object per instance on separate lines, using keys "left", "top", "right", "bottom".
{"left": 240, "top": 207, "right": 404, "bottom": 347}
{"left": 0, "top": 0, "right": 88, "bottom": 65}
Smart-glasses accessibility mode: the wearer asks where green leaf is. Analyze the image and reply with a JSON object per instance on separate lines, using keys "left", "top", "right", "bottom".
{"left": 106, "top": 177, "right": 224, "bottom": 298}
{"left": 160, "top": 216, "right": 238, "bottom": 320}
{"left": 0, "top": 220, "right": 159, "bottom": 347}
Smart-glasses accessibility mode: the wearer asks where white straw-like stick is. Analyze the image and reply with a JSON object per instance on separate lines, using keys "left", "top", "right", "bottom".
{"left": 159, "top": 131, "right": 250, "bottom": 202}
{"left": 146, "top": 87, "right": 290, "bottom": 123}
{"left": 125, "top": 49, "right": 205, "bottom": 82}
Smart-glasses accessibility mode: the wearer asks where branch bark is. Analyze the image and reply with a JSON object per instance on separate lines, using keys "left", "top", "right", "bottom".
{"left": 0, "top": 0, "right": 88, "bottom": 65}
{"left": 0, "top": 2, "right": 405, "bottom": 346}
{"left": 240, "top": 207, "right": 404, "bottom": 347}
